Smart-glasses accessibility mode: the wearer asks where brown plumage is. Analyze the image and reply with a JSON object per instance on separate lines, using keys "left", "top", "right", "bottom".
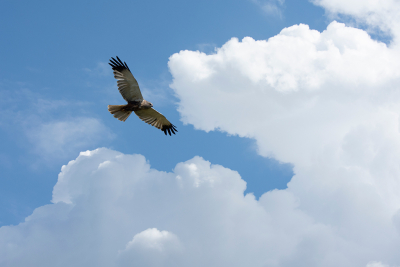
{"left": 108, "top": 56, "right": 177, "bottom": 136}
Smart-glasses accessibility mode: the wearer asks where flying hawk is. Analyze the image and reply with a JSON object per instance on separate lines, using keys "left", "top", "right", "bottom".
{"left": 108, "top": 56, "right": 177, "bottom": 136}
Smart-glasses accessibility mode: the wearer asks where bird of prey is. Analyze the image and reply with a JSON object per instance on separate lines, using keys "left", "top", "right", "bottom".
{"left": 108, "top": 56, "right": 177, "bottom": 136}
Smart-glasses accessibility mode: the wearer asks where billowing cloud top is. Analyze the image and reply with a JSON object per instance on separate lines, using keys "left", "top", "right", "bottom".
{"left": 1, "top": 146, "right": 399, "bottom": 266}
{"left": 169, "top": 21, "right": 400, "bottom": 167}
{"left": 1, "top": 148, "right": 273, "bottom": 267}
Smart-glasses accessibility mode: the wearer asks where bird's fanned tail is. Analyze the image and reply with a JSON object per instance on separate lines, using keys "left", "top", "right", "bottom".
{"left": 108, "top": 105, "right": 132, "bottom": 122}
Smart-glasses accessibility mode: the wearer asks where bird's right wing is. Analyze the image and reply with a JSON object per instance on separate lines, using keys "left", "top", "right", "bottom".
{"left": 134, "top": 108, "right": 178, "bottom": 135}
{"left": 109, "top": 56, "right": 143, "bottom": 102}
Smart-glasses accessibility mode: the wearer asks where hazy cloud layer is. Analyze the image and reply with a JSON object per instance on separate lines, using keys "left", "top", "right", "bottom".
{"left": 252, "top": 0, "right": 285, "bottom": 17}
{"left": 28, "top": 117, "right": 113, "bottom": 160}
{"left": 0, "top": 88, "right": 113, "bottom": 163}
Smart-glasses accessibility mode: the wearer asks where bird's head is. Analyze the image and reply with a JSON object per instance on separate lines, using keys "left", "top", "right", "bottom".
{"left": 141, "top": 100, "right": 153, "bottom": 108}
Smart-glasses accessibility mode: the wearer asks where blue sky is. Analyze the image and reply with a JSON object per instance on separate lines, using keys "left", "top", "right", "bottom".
{"left": 2, "top": 1, "right": 400, "bottom": 266}
{"left": 0, "top": 0, "right": 326, "bottom": 226}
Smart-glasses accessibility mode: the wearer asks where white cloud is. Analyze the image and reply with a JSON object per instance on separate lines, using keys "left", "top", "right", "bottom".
{"left": 0, "top": 147, "right": 399, "bottom": 267}
{"left": 311, "top": 0, "right": 400, "bottom": 40}
{"left": 166, "top": 6, "right": 400, "bottom": 266}
{"left": 169, "top": 21, "right": 400, "bottom": 166}
{"left": 0, "top": 148, "right": 289, "bottom": 267}
{"left": 117, "top": 228, "right": 183, "bottom": 267}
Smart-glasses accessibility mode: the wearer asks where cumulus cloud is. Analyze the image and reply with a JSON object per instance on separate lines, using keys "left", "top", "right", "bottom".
{"left": 117, "top": 228, "right": 183, "bottom": 267}
{"left": 0, "top": 146, "right": 399, "bottom": 266}
{"left": 311, "top": 0, "right": 400, "bottom": 40}
{"left": 0, "top": 147, "right": 398, "bottom": 267}
{"left": 166, "top": 5, "right": 400, "bottom": 266}
{"left": 169, "top": 21, "right": 400, "bottom": 166}
{"left": 0, "top": 148, "right": 288, "bottom": 267}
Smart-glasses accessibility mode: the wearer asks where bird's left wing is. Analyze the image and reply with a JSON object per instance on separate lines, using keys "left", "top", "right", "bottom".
{"left": 109, "top": 56, "right": 143, "bottom": 102}
{"left": 134, "top": 108, "right": 178, "bottom": 135}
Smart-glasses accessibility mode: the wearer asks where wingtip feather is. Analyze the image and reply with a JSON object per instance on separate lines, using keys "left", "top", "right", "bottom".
{"left": 109, "top": 56, "right": 131, "bottom": 72}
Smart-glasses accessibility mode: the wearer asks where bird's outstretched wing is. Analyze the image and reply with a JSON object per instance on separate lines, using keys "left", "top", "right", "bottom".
{"left": 109, "top": 56, "right": 143, "bottom": 102}
{"left": 134, "top": 108, "right": 178, "bottom": 135}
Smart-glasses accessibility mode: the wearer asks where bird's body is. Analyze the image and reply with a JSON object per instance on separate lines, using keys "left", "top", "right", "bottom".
{"left": 117, "top": 100, "right": 152, "bottom": 112}
{"left": 107, "top": 56, "right": 177, "bottom": 136}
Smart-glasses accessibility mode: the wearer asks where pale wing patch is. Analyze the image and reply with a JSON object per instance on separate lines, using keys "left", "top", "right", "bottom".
{"left": 134, "top": 108, "right": 178, "bottom": 135}
{"left": 113, "top": 69, "right": 143, "bottom": 102}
